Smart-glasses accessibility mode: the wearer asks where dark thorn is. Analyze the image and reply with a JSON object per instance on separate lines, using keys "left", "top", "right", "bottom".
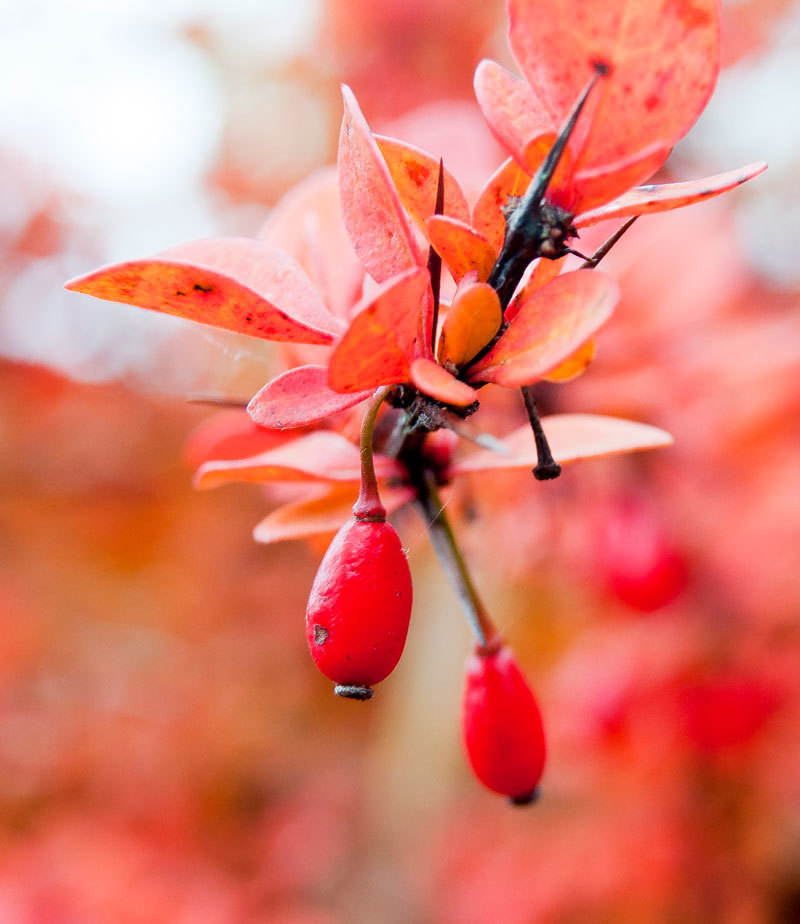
{"left": 522, "top": 64, "right": 609, "bottom": 213}
{"left": 509, "top": 786, "right": 542, "bottom": 807}
{"left": 522, "top": 386, "right": 561, "bottom": 482}
{"left": 428, "top": 158, "right": 446, "bottom": 354}
{"left": 564, "top": 247, "right": 590, "bottom": 261}
{"left": 580, "top": 216, "right": 638, "bottom": 270}
{"left": 334, "top": 684, "right": 374, "bottom": 701}
{"left": 486, "top": 64, "right": 609, "bottom": 308}
{"left": 186, "top": 394, "right": 249, "bottom": 409}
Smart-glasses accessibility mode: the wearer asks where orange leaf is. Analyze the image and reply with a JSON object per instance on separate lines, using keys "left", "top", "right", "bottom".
{"left": 327, "top": 268, "right": 430, "bottom": 393}
{"left": 375, "top": 135, "right": 470, "bottom": 231}
{"left": 253, "top": 483, "right": 416, "bottom": 544}
{"left": 247, "top": 365, "right": 371, "bottom": 429}
{"left": 425, "top": 215, "right": 497, "bottom": 283}
{"left": 505, "top": 258, "right": 563, "bottom": 322}
{"left": 576, "top": 162, "right": 769, "bottom": 227}
{"left": 194, "top": 430, "right": 404, "bottom": 490}
{"left": 65, "top": 237, "right": 344, "bottom": 345}
{"left": 507, "top": 0, "right": 720, "bottom": 181}
{"left": 542, "top": 337, "right": 596, "bottom": 382}
{"left": 468, "top": 270, "right": 618, "bottom": 388}
{"left": 338, "top": 85, "right": 423, "bottom": 283}
{"left": 448, "top": 414, "right": 672, "bottom": 476}
{"left": 437, "top": 280, "right": 502, "bottom": 367}
{"left": 410, "top": 358, "right": 478, "bottom": 407}
{"left": 472, "top": 158, "right": 532, "bottom": 256}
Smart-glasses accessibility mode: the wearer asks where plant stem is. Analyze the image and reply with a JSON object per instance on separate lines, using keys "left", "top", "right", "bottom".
{"left": 416, "top": 471, "right": 496, "bottom": 648}
{"left": 522, "top": 386, "right": 561, "bottom": 480}
{"left": 353, "top": 385, "right": 394, "bottom": 521}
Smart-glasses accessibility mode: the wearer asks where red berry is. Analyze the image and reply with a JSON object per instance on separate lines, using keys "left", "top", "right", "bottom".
{"left": 597, "top": 494, "right": 688, "bottom": 612}
{"left": 462, "top": 642, "right": 546, "bottom": 804}
{"left": 305, "top": 516, "right": 412, "bottom": 699}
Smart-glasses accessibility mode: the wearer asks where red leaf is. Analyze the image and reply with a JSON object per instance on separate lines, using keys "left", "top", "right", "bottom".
{"left": 247, "top": 365, "right": 372, "bottom": 429}
{"left": 473, "top": 60, "right": 554, "bottom": 171}
{"left": 338, "top": 85, "right": 423, "bottom": 283}
{"left": 507, "top": 0, "right": 720, "bottom": 181}
{"left": 253, "top": 483, "right": 415, "bottom": 544}
{"left": 448, "top": 414, "right": 672, "bottom": 476}
{"left": 375, "top": 135, "right": 470, "bottom": 230}
{"left": 257, "top": 167, "right": 364, "bottom": 319}
{"left": 327, "top": 268, "right": 430, "bottom": 393}
{"left": 65, "top": 237, "right": 344, "bottom": 344}
{"left": 569, "top": 143, "right": 673, "bottom": 214}
{"left": 183, "top": 410, "right": 291, "bottom": 468}
{"left": 194, "top": 430, "right": 404, "bottom": 490}
{"left": 577, "top": 161, "right": 768, "bottom": 227}
{"left": 410, "top": 358, "right": 478, "bottom": 407}
{"left": 426, "top": 215, "right": 497, "bottom": 283}
{"left": 468, "top": 270, "right": 618, "bottom": 388}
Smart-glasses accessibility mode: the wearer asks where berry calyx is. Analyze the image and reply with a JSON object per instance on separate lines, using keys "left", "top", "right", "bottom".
{"left": 462, "top": 641, "right": 546, "bottom": 804}
{"left": 305, "top": 513, "right": 413, "bottom": 699}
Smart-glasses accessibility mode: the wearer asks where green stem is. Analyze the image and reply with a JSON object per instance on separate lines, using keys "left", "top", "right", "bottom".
{"left": 416, "top": 471, "right": 497, "bottom": 648}
{"left": 353, "top": 385, "right": 394, "bottom": 521}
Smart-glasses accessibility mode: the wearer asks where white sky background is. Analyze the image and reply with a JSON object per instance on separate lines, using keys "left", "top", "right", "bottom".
{"left": 0, "top": 0, "right": 796, "bottom": 392}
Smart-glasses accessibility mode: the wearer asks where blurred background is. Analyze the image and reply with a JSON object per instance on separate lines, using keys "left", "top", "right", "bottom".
{"left": 1, "top": 0, "right": 799, "bottom": 921}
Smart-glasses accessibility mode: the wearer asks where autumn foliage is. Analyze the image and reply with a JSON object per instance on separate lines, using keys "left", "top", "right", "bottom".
{"left": 0, "top": 0, "right": 792, "bottom": 917}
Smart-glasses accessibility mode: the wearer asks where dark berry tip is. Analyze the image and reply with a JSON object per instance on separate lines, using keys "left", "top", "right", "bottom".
{"left": 591, "top": 59, "right": 611, "bottom": 77}
{"left": 334, "top": 684, "right": 374, "bottom": 701}
{"left": 509, "top": 786, "right": 542, "bottom": 807}
{"left": 533, "top": 461, "right": 562, "bottom": 481}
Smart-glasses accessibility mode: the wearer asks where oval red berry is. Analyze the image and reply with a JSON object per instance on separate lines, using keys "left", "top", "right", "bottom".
{"left": 305, "top": 517, "right": 412, "bottom": 692}
{"left": 462, "top": 643, "right": 546, "bottom": 802}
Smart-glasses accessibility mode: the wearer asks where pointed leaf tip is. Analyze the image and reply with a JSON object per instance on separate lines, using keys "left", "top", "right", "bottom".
{"left": 65, "top": 237, "right": 345, "bottom": 345}
{"left": 338, "top": 86, "right": 423, "bottom": 283}
{"left": 247, "top": 365, "right": 371, "bottom": 429}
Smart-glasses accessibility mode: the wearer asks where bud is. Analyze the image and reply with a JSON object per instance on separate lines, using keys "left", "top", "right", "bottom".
{"left": 462, "top": 642, "right": 546, "bottom": 804}
{"left": 305, "top": 516, "right": 412, "bottom": 700}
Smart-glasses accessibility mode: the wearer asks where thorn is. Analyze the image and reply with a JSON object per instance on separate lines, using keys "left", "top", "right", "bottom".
{"left": 187, "top": 394, "right": 249, "bottom": 409}
{"left": 428, "top": 158, "right": 445, "bottom": 354}
{"left": 580, "top": 216, "right": 638, "bottom": 269}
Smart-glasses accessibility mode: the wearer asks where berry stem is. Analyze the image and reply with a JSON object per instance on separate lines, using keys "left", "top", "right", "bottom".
{"left": 416, "top": 471, "right": 497, "bottom": 648}
{"left": 521, "top": 387, "right": 561, "bottom": 481}
{"left": 354, "top": 385, "right": 394, "bottom": 521}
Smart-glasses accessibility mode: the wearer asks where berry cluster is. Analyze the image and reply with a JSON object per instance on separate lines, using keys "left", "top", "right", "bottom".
{"left": 66, "top": 0, "right": 764, "bottom": 804}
